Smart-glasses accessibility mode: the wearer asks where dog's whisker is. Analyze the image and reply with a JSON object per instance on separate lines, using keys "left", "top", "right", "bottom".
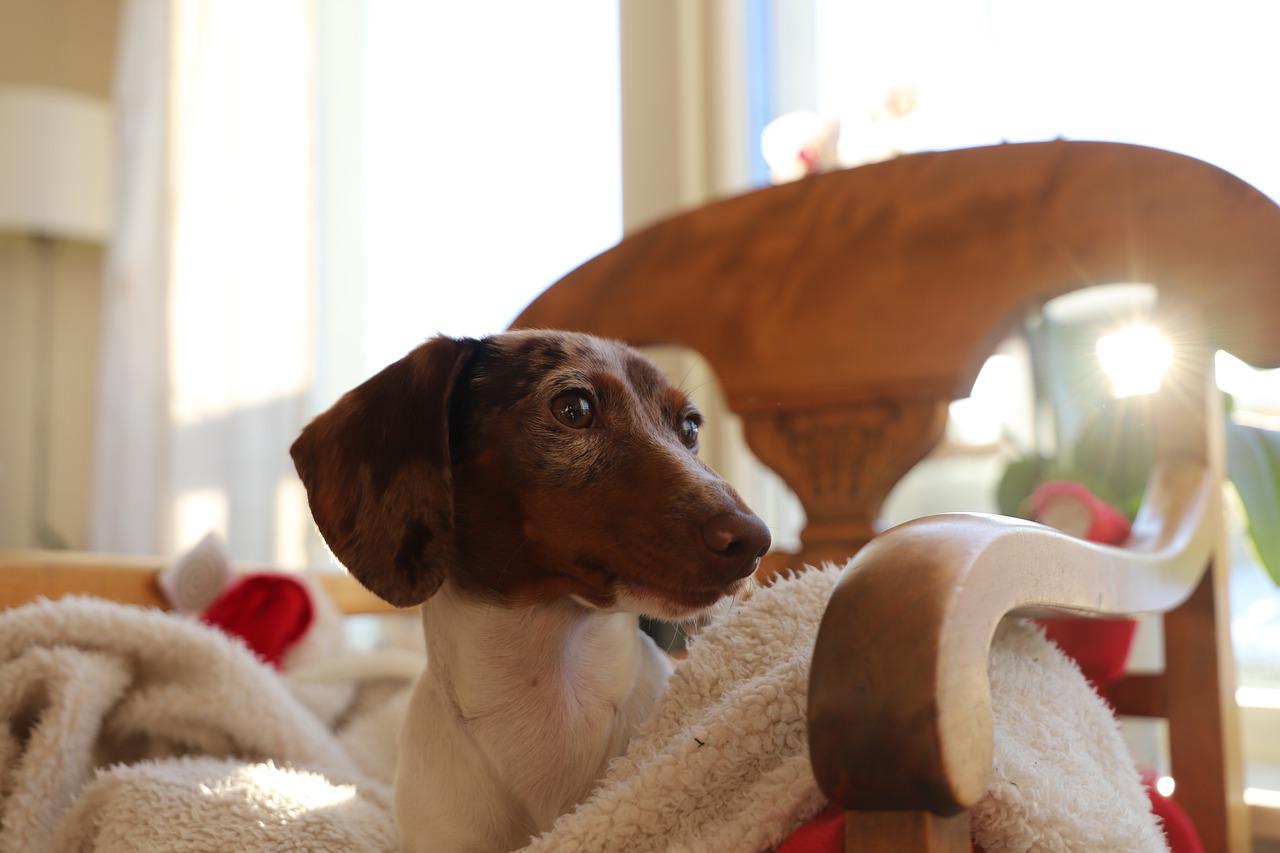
{"left": 681, "top": 380, "right": 714, "bottom": 397}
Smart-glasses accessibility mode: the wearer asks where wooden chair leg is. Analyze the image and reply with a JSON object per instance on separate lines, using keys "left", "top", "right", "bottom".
{"left": 843, "top": 810, "right": 970, "bottom": 852}
{"left": 1164, "top": 558, "right": 1250, "bottom": 853}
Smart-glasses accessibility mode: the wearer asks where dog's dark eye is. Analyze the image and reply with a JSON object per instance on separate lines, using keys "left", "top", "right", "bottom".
{"left": 551, "top": 392, "right": 594, "bottom": 428}
{"left": 679, "top": 414, "right": 700, "bottom": 448}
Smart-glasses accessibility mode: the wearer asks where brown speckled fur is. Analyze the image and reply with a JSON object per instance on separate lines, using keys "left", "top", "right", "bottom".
{"left": 291, "top": 330, "right": 768, "bottom": 610}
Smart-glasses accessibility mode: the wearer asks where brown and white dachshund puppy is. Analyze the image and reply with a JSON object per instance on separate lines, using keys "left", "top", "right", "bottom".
{"left": 290, "top": 330, "right": 770, "bottom": 852}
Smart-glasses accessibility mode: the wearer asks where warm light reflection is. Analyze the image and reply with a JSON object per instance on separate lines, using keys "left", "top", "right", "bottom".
{"left": 947, "top": 354, "right": 1019, "bottom": 446}
{"left": 175, "top": 488, "right": 229, "bottom": 552}
{"left": 1216, "top": 350, "right": 1280, "bottom": 417}
{"left": 1245, "top": 787, "right": 1280, "bottom": 808}
{"left": 273, "top": 476, "right": 310, "bottom": 568}
{"left": 1096, "top": 325, "right": 1173, "bottom": 398}
{"left": 1236, "top": 685, "right": 1280, "bottom": 710}
{"left": 240, "top": 763, "right": 358, "bottom": 812}
{"left": 1156, "top": 775, "right": 1176, "bottom": 797}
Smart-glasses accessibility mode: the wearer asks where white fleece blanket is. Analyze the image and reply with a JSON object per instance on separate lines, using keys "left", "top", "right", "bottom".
{"left": 523, "top": 567, "right": 1166, "bottom": 853}
{"left": 0, "top": 567, "right": 1165, "bottom": 853}
{"left": 0, "top": 596, "right": 399, "bottom": 853}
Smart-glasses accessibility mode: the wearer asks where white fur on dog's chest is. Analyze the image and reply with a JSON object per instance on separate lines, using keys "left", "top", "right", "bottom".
{"left": 452, "top": 604, "right": 646, "bottom": 822}
{"left": 395, "top": 583, "right": 672, "bottom": 853}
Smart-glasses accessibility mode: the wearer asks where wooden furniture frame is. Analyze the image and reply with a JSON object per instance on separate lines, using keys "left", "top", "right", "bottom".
{"left": 514, "top": 140, "right": 1279, "bottom": 852}
{"left": 0, "top": 550, "right": 397, "bottom": 615}
{"left": 2, "top": 140, "right": 1277, "bottom": 851}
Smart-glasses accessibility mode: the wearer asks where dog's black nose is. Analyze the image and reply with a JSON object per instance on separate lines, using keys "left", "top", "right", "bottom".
{"left": 702, "top": 510, "right": 771, "bottom": 576}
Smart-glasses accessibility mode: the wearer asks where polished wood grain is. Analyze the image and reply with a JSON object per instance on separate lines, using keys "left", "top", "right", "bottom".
{"left": 743, "top": 396, "right": 949, "bottom": 578}
{"left": 1100, "top": 673, "right": 1166, "bottom": 718}
{"left": 1252, "top": 802, "right": 1280, "bottom": 844}
{"left": 5, "top": 141, "right": 1273, "bottom": 851}
{"left": 1165, "top": 558, "right": 1249, "bottom": 851}
{"left": 1100, "top": 561, "right": 1249, "bottom": 851}
{"left": 807, "top": 362, "right": 1247, "bottom": 850}
{"left": 1145, "top": 344, "right": 1247, "bottom": 852}
{"left": 516, "top": 141, "right": 1273, "bottom": 852}
{"left": 517, "top": 140, "right": 1280, "bottom": 400}
{"left": 809, "top": 456, "right": 1218, "bottom": 811}
{"left": 517, "top": 139, "right": 1280, "bottom": 578}
{"left": 0, "top": 550, "right": 402, "bottom": 615}
{"left": 843, "top": 810, "right": 970, "bottom": 852}
{"left": 0, "top": 550, "right": 170, "bottom": 610}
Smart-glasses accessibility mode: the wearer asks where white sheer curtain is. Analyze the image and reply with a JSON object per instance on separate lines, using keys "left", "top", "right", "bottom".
{"left": 354, "top": 1, "right": 623, "bottom": 382}
{"left": 93, "top": 0, "right": 316, "bottom": 565}
{"left": 94, "top": 1, "right": 624, "bottom": 566}
{"left": 91, "top": 0, "right": 172, "bottom": 556}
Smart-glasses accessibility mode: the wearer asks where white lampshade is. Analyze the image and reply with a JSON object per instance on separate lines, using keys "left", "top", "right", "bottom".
{"left": 0, "top": 85, "right": 112, "bottom": 243}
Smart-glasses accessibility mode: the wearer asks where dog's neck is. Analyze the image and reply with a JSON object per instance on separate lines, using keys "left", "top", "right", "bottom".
{"left": 422, "top": 581, "right": 648, "bottom": 723}
{"left": 409, "top": 581, "right": 671, "bottom": 849}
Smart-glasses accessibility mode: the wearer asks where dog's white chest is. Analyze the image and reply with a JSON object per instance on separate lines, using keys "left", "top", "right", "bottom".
{"left": 457, "top": 608, "right": 651, "bottom": 818}
{"left": 397, "top": 588, "right": 671, "bottom": 852}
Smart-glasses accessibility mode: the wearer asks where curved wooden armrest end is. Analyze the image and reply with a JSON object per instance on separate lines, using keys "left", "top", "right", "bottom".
{"left": 807, "top": 460, "right": 1218, "bottom": 814}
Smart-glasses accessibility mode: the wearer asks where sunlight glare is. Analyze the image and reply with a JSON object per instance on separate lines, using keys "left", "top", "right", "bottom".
{"left": 947, "top": 354, "right": 1019, "bottom": 446}
{"left": 239, "top": 763, "right": 358, "bottom": 813}
{"left": 1245, "top": 787, "right": 1280, "bottom": 808}
{"left": 1236, "top": 685, "right": 1280, "bottom": 710}
{"left": 1096, "top": 325, "right": 1173, "bottom": 398}
{"left": 175, "top": 488, "right": 229, "bottom": 552}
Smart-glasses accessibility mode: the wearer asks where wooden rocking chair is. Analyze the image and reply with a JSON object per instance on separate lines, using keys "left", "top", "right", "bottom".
{"left": 2, "top": 139, "right": 1276, "bottom": 851}
{"left": 514, "top": 139, "right": 1280, "bottom": 852}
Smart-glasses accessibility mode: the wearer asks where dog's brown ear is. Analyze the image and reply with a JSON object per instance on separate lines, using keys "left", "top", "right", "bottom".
{"left": 290, "top": 336, "right": 477, "bottom": 607}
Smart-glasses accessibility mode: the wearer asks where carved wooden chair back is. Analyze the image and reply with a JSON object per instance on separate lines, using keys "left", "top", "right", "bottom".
{"left": 515, "top": 140, "right": 1280, "bottom": 852}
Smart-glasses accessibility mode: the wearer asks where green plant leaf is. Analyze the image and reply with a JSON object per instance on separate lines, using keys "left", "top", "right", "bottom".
{"left": 995, "top": 454, "right": 1126, "bottom": 521}
{"left": 1072, "top": 397, "right": 1156, "bottom": 518}
{"left": 1225, "top": 420, "right": 1280, "bottom": 585}
{"left": 996, "top": 455, "right": 1048, "bottom": 518}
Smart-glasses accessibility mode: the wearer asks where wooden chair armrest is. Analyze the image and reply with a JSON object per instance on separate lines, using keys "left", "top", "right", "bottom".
{"left": 807, "top": 459, "right": 1218, "bottom": 814}
{"left": 0, "top": 550, "right": 401, "bottom": 615}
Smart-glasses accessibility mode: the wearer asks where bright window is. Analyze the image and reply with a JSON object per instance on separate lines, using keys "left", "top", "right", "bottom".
{"left": 768, "top": 0, "right": 1280, "bottom": 806}
{"left": 317, "top": 1, "right": 622, "bottom": 393}
{"left": 305, "top": 1, "right": 621, "bottom": 565}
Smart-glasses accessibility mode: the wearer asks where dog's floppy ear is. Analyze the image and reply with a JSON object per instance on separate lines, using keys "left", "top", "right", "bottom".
{"left": 290, "top": 336, "right": 477, "bottom": 607}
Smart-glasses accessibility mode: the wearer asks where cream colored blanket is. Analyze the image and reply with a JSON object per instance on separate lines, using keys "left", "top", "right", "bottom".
{"left": 524, "top": 567, "right": 1166, "bottom": 853}
{"left": 0, "top": 567, "right": 1165, "bottom": 853}
{"left": 0, "top": 596, "right": 399, "bottom": 853}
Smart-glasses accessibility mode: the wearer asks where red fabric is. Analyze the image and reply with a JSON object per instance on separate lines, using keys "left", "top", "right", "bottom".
{"left": 1039, "top": 617, "right": 1139, "bottom": 688}
{"left": 201, "top": 573, "right": 314, "bottom": 668}
{"left": 1029, "top": 479, "right": 1132, "bottom": 545}
{"left": 1029, "top": 483, "right": 1201, "bottom": 853}
{"left": 777, "top": 805, "right": 980, "bottom": 852}
{"left": 1143, "top": 770, "right": 1205, "bottom": 853}
{"left": 1030, "top": 480, "right": 1137, "bottom": 688}
{"left": 776, "top": 803, "right": 844, "bottom": 853}
{"left": 767, "top": 478, "right": 1203, "bottom": 853}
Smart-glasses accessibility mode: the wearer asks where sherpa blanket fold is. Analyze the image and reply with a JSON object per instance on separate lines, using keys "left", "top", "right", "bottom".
{"left": 522, "top": 567, "right": 1167, "bottom": 853}
{"left": 0, "top": 568, "right": 1165, "bottom": 853}
{"left": 0, "top": 596, "right": 396, "bottom": 853}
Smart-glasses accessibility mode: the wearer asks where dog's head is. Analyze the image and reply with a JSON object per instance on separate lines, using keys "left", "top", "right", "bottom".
{"left": 290, "top": 330, "right": 770, "bottom": 618}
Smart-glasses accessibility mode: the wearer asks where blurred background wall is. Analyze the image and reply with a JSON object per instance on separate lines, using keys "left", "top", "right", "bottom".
{"left": 0, "top": 0, "right": 121, "bottom": 551}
